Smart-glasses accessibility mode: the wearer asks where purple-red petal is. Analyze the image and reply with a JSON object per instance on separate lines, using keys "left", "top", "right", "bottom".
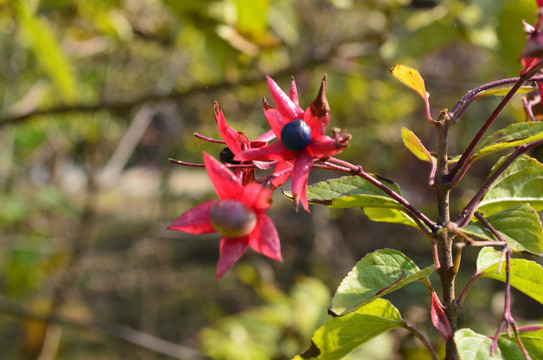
{"left": 235, "top": 142, "right": 297, "bottom": 162}
{"left": 216, "top": 237, "right": 249, "bottom": 279}
{"left": 291, "top": 150, "right": 313, "bottom": 212}
{"left": 271, "top": 160, "right": 293, "bottom": 190}
{"left": 168, "top": 200, "right": 217, "bottom": 234}
{"left": 242, "top": 183, "right": 272, "bottom": 212}
{"left": 266, "top": 76, "right": 304, "bottom": 120}
{"left": 214, "top": 102, "right": 245, "bottom": 154}
{"left": 263, "top": 101, "right": 286, "bottom": 139}
{"left": 248, "top": 215, "right": 282, "bottom": 262}
{"left": 289, "top": 77, "right": 299, "bottom": 107}
{"left": 253, "top": 129, "right": 276, "bottom": 144}
{"left": 203, "top": 152, "right": 243, "bottom": 200}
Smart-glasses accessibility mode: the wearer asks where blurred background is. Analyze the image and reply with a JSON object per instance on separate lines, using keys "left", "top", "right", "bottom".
{"left": 0, "top": 0, "right": 541, "bottom": 359}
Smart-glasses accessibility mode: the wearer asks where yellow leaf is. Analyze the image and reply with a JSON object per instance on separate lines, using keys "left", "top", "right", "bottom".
{"left": 391, "top": 65, "right": 427, "bottom": 100}
{"left": 401, "top": 127, "right": 433, "bottom": 163}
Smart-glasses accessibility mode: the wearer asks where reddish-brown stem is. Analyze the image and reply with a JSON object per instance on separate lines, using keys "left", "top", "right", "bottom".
{"left": 472, "top": 213, "right": 531, "bottom": 358}
{"left": 402, "top": 322, "right": 440, "bottom": 360}
{"left": 432, "top": 114, "right": 459, "bottom": 360}
{"left": 454, "top": 138, "right": 543, "bottom": 227}
{"left": 449, "top": 75, "right": 543, "bottom": 121}
{"left": 325, "top": 157, "right": 438, "bottom": 234}
{"left": 193, "top": 132, "right": 225, "bottom": 144}
{"left": 446, "top": 59, "right": 543, "bottom": 186}
{"left": 168, "top": 158, "right": 258, "bottom": 169}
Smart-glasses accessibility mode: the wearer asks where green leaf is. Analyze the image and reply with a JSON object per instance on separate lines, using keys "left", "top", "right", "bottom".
{"left": 305, "top": 175, "right": 403, "bottom": 210}
{"left": 478, "top": 155, "right": 543, "bottom": 215}
{"left": 496, "top": 336, "right": 526, "bottom": 360}
{"left": 476, "top": 247, "right": 543, "bottom": 305}
{"left": 500, "top": 328, "right": 543, "bottom": 359}
{"left": 15, "top": 0, "right": 78, "bottom": 102}
{"left": 363, "top": 208, "right": 420, "bottom": 229}
{"left": 401, "top": 127, "right": 433, "bottom": 163}
{"left": 460, "top": 204, "right": 543, "bottom": 255}
{"left": 474, "top": 122, "right": 543, "bottom": 161}
{"left": 476, "top": 247, "right": 504, "bottom": 273}
{"left": 201, "top": 277, "right": 331, "bottom": 360}
{"left": 294, "top": 298, "right": 403, "bottom": 360}
{"left": 235, "top": 0, "right": 270, "bottom": 35}
{"left": 474, "top": 86, "right": 536, "bottom": 98}
{"left": 455, "top": 328, "right": 503, "bottom": 360}
{"left": 330, "top": 249, "right": 435, "bottom": 316}
{"left": 303, "top": 176, "right": 427, "bottom": 230}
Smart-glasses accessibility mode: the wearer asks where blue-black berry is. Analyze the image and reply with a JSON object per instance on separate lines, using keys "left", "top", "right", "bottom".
{"left": 219, "top": 147, "right": 240, "bottom": 164}
{"left": 280, "top": 119, "right": 312, "bottom": 151}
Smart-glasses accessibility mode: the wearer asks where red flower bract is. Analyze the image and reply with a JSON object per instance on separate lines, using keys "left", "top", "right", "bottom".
{"left": 168, "top": 152, "right": 282, "bottom": 279}
{"left": 235, "top": 75, "right": 347, "bottom": 212}
{"left": 214, "top": 102, "right": 275, "bottom": 185}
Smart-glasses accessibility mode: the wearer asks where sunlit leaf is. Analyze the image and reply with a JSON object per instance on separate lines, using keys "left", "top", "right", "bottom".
{"left": 474, "top": 86, "right": 536, "bottom": 98}
{"left": 460, "top": 204, "right": 543, "bottom": 255}
{"left": 455, "top": 328, "right": 503, "bottom": 360}
{"left": 235, "top": 0, "right": 270, "bottom": 34}
{"left": 401, "top": 127, "right": 433, "bottom": 163}
{"left": 473, "top": 122, "right": 543, "bottom": 161}
{"left": 305, "top": 175, "right": 402, "bottom": 209}
{"left": 499, "top": 328, "right": 543, "bottom": 359}
{"left": 363, "top": 207, "right": 420, "bottom": 229}
{"left": 496, "top": 336, "right": 526, "bottom": 359}
{"left": 15, "top": 0, "right": 78, "bottom": 102}
{"left": 330, "top": 249, "right": 435, "bottom": 316}
{"left": 478, "top": 155, "right": 543, "bottom": 215}
{"left": 476, "top": 247, "right": 504, "bottom": 273}
{"left": 391, "top": 65, "right": 428, "bottom": 101}
{"left": 201, "top": 277, "right": 331, "bottom": 360}
{"left": 476, "top": 247, "right": 543, "bottom": 305}
{"left": 294, "top": 299, "right": 403, "bottom": 360}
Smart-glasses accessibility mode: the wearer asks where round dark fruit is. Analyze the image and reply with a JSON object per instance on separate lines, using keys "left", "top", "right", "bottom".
{"left": 280, "top": 119, "right": 312, "bottom": 151}
{"left": 209, "top": 199, "right": 257, "bottom": 238}
{"left": 219, "top": 147, "right": 239, "bottom": 164}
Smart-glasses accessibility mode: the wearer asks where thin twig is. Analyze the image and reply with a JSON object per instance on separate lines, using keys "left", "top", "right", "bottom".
{"left": 0, "top": 39, "right": 356, "bottom": 129}
{"left": 326, "top": 157, "right": 438, "bottom": 234}
{"left": 0, "top": 297, "right": 201, "bottom": 360}
{"left": 38, "top": 169, "right": 100, "bottom": 359}
{"left": 401, "top": 322, "right": 440, "bottom": 360}
{"left": 98, "top": 103, "right": 157, "bottom": 186}
{"left": 454, "top": 138, "right": 543, "bottom": 227}
{"left": 193, "top": 132, "right": 225, "bottom": 144}
{"left": 446, "top": 59, "right": 543, "bottom": 186}
{"left": 449, "top": 75, "right": 543, "bottom": 120}
{"left": 473, "top": 213, "right": 531, "bottom": 359}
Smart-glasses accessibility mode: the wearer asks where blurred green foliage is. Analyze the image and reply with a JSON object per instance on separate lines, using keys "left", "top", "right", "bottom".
{"left": 0, "top": 0, "right": 540, "bottom": 359}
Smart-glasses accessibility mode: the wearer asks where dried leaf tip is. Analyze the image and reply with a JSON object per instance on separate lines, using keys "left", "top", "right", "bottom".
{"left": 310, "top": 75, "right": 330, "bottom": 117}
{"left": 262, "top": 97, "right": 272, "bottom": 110}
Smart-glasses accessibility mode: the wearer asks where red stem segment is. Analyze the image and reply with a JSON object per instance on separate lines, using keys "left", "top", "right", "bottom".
{"left": 446, "top": 59, "right": 543, "bottom": 186}
{"left": 454, "top": 138, "right": 543, "bottom": 227}
{"left": 326, "top": 157, "right": 438, "bottom": 234}
{"left": 473, "top": 213, "right": 532, "bottom": 359}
